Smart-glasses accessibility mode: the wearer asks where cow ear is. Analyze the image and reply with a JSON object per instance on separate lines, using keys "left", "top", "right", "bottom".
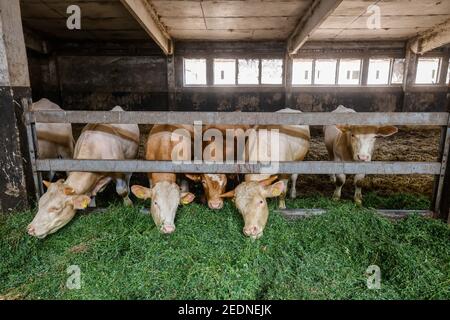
{"left": 336, "top": 125, "right": 350, "bottom": 133}
{"left": 259, "top": 175, "right": 278, "bottom": 187}
{"left": 220, "top": 189, "right": 235, "bottom": 198}
{"left": 185, "top": 174, "right": 201, "bottom": 182}
{"left": 72, "top": 195, "right": 91, "bottom": 210}
{"left": 180, "top": 192, "right": 195, "bottom": 205}
{"left": 43, "top": 180, "right": 52, "bottom": 189}
{"left": 131, "top": 185, "right": 152, "bottom": 200}
{"left": 64, "top": 187, "right": 76, "bottom": 195}
{"left": 262, "top": 181, "right": 285, "bottom": 198}
{"left": 377, "top": 126, "right": 398, "bottom": 137}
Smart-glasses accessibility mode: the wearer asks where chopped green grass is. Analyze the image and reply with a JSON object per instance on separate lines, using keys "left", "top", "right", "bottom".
{"left": 0, "top": 195, "right": 449, "bottom": 300}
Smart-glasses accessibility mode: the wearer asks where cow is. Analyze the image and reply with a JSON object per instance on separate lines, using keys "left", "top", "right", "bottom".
{"left": 220, "top": 108, "right": 310, "bottom": 239}
{"left": 27, "top": 106, "right": 140, "bottom": 238}
{"left": 31, "top": 98, "right": 75, "bottom": 181}
{"left": 324, "top": 105, "right": 398, "bottom": 205}
{"left": 185, "top": 124, "right": 249, "bottom": 210}
{"left": 131, "top": 125, "right": 195, "bottom": 234}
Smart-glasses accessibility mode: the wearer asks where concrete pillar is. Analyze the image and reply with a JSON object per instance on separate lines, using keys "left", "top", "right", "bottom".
{"left": 0, "top": 0, "right": 33, "bottom": 212}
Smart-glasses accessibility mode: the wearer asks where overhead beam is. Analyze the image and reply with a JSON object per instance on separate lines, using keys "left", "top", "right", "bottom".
{"left": 287, "top": 0, "right": 343, "bottom": 55}
{"left": 409, "top": 18, "right": 450, "bottom": 55}
{"left": 120, "top": 0, "right": 173, "bottom": 55}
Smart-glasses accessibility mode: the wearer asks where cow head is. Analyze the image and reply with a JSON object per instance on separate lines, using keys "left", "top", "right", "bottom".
{"left": 220, "top": 176, "right": 284, "bottom": 239}
{"left": 131, "top": 181, "right": 195, "bottom": 234}
{"left": 337, "top": 125, "right": 398, "bottom": 161}
{"left": 185, "top": 173, "right": 227, "bottom": 210}
{"left": 27, "top": 180, "right": 91, "bottom": 239}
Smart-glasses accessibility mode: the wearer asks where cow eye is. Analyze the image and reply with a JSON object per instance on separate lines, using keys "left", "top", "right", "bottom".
{"left": 154, "top": 201, "right": 158, "bottom": 206}
{"left": 259, "top": 200, "right": 264, "bottom": 205}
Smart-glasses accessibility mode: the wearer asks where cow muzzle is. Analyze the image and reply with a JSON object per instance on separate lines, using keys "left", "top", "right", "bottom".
{"left": 243, "top": 225, "right": 263, "bottom": 239}
{"left": 208, "top": 199, "right": 223, "bottom": 210}
{"left": 160, "top": 224, "right": 176, "bottom": 234}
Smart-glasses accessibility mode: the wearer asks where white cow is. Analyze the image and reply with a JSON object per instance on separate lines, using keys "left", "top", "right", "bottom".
{"left": 324, "top": 105, "right": 398, "bottom": 205}
{"left": 27, "top": 106, "right": 140, "bottom": 238}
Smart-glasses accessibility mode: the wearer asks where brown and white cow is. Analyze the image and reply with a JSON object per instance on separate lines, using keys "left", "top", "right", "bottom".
{"left": 324, "top": 105, "right": 398, "bottom": 205}
{"left": 221, "top": 108, "right": 310, "bottom": 239}
{"left": 27, "top": 106, "right": 140, "bottom": 238}
{"left": 185, "top": 124, "right": 249, "bottom": 210}
{"left": 32, "top": 98, "right": 74, "bottom": 180}
{"left": 131, "top": 125, "right": 195, "bottom": 234}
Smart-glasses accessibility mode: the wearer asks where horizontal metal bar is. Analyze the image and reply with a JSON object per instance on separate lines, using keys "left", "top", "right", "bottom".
{"left": 35, "top": 160, "right": 442, "bottom": 175}
{"left": 27, "top": 111, "right": 449, "bottom": 126}
{"left": 278, "top": 208, "right": 434, "bottom": 220}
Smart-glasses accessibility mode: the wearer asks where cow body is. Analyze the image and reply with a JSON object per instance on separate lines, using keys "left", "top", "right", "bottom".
{"left": 324, "top": 105, "right": 398, "bottom": 205}
{"left": 131, "top": 124, "right": 195, "bottom": 234}
{"left": 221, "top": 108, "right": 310, "bottom": 238}
{"left": 27, "top": 106, "right": 140, "bottom": 238}
{"left": 31, "top": 98, "right": 74, "bottom": 180}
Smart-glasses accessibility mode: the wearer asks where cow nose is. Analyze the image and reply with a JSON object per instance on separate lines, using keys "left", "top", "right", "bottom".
{"left": 243, "top": 226, "right": 261, "bottom": 237}
{"left": 208, "top": 200, "right": 223, "bottom": 210}
{"left": 358, "top": 154, "right": 370, "bottom": 161}
{"left": 27, "top": 225, "right": 36, "bottom": 236}
{"left": 161, "top": 225, "right": 175, "bottom": 234}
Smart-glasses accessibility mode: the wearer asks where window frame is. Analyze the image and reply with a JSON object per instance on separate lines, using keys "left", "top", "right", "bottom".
{"left": 183, "top": 57, "right": 208, "bottom": 87}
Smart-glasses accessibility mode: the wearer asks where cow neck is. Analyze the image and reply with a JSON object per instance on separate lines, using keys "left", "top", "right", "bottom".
{"left": 65, "top": 172, "right": 102, "bottom": 195}
{"left": 37, "top": 130, "right": 73, "bottom": 148}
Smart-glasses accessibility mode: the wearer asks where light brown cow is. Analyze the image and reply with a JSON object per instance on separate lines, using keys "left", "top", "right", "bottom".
{"left": 221, "top": 108, "right": 310, "bottom": 238}
{"left": 131, "top": 125, "right": 195, "bottom": 234}
{"left": 27, "top": 106, "right": 140, "bottom": 238}
{"left": 185, "top": 124, "right": 248, "bottom": 210}
{"left": 32, "top": 98, "right": 74, "bottom": 180}
{"left": 324, "top": 105, "right": 398, "bottom": 205}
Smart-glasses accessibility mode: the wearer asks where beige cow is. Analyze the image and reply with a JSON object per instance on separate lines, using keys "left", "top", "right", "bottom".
{"left": 221, "top": 108, "right": 310, "bottom": 238}
{"left": 324, "top": 105, "right": 398, "bottom": 205}
{"left": 32, "top": 98, "right": 74, "bottom": 180}
{"left": 131, "top": 125, "right": 195, "bottom": 234}
{"left": 185, "top": 124, "right": 249, "bottom": 210}
{"left": 27, "top": 106, "right": 140, "bottom": 238}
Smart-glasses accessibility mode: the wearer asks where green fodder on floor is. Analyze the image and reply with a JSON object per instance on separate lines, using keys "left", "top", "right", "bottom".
{"left": 0, "top": 196, "right": 449, "bottom": 300}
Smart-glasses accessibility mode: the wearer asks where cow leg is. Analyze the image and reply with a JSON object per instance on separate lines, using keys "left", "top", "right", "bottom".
{"left": 278, "top": 178, "right": 289, "bottom": 209}
{"left": 333, "top": 174, "right": 346, "bottom": 201}
{"left": 116, "top": 174, "right": 133, "bottom": 207}
{"left": 290, "top": 174, "right": 298, "bottom": 199}
{"left": 180, "top": 178, "right": 189, "bottom": 193}
{"left": 89, "top": 197, "right": 96, "bottom": 208}
{"left": 354, "top": 174, "right": 365, "bottom": 206}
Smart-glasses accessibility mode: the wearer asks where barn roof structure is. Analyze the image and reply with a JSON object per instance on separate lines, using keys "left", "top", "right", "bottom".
{"left": 21, "top": 0, "right": 450, "bottom": 55}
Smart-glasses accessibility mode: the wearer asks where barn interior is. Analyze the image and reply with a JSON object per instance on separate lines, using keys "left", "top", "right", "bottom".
{"left": 1, "top": 0, "right": 449, "bottom": 212}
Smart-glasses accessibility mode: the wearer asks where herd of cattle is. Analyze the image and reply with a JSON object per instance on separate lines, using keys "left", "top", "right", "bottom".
{"left": 27, "top": 99, "right": 398, "bottom": 239}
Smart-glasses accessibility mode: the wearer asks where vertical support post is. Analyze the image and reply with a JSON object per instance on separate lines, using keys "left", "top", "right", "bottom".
{"left": 167, "top": 55, "right": 176, "bottom": 110}
{"left": 285, "top": 53, "right": 293, "bottom": 108}
{"left": 361, "top": 50, "right": 370, "bottom": 86}
{"left": 434, "top": 114, "right": 450, "bottom": 219}
{"left": 0, "top": 0, "right": 34, "bottom": 212}
{"left": 402, "top": 42, "right": 418, "bottom": 112}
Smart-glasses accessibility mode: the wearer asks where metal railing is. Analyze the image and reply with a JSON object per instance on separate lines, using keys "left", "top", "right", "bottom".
{"left": 23, "top": 98, "right": 450, "bottom": 219}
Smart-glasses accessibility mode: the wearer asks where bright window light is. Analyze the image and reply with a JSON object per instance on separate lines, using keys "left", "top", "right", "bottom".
{"left": 446, "top": 60, "right": 450, "bottom": 84}
{"left": 314, "top": 59, "right": 337, "bottom": 85}
{"left": 184, "top": 58, "right": 206, "bottom": 85}
{"left": 214, "top": 59, "right": 236, "bottom": 85}
{"left": 368, "top": 58, "right": 391, "bottom": 85}
{"left": 391, "top": 59, "right": 405, "bottom": 84}
{"left": 338, "top": 59, "right": 361, "bottom": 85}
{"left": 415, "top": 58, "right": 440, "bottom": 84}
{"left": 292, "top": 59, "right": 313, "bottom": 85}
{"left": 261, "top": 59, "right": 283, "bottom": 84}
{"left": 238, "top": 59, "right": 259, "bottom": 85}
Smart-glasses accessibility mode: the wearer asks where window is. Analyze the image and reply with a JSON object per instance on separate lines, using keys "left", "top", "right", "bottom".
{"left": 315, "top": 59, "right": 337, "bottom": 85}
{"left": 261, "top": 59, "right": 283, "bottom": 84}
{"left": 238, "top": 59, "right": 259, "bottom": 85}
{"left": 391, "top": 58, "right": 405, "bottom": 84}
{"left": 368, "top": 58, "right": 391, "bottom": 85}
{"left": 446, "top": 59, "right": 450, "bottom": 84}
{"left": 292, "top": 59, "right": 313, "bottom": 85}
{"left": 338, "top": 59, "right": 361, "bottom": 85}
{"left": 214, "top": 59, "right": 236, "bottom": 85}
{"left": 184, "top": 58, "right": 206, "bottom": 85}
{"left": 415, "top": 58, "right": 440, "bottom": 84}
